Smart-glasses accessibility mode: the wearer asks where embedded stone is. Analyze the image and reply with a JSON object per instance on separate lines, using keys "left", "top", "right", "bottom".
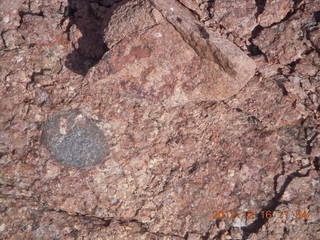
{"left": 42, "top": 110, "right": 108, "bottom": 168}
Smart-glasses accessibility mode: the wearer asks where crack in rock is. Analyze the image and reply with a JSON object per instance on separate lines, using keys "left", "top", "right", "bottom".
{"left": 241, "top": 165, "right": 315, "bottom": 240}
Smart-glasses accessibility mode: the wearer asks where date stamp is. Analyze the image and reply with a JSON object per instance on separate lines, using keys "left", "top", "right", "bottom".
{"left": 212, "top": 209, "right": 308, "bottom": 220}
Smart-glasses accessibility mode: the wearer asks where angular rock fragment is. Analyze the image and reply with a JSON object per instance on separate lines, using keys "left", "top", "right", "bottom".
{"left": 104, "top": 0, "right": 156, "bottom": 49}
{"left": 150, "top": 0, "right": 256, "bottom": 99}
{"left": 253, "top": 10, "right": 314, "bottom": 65}
{"left": 258, "top": 0, "right": 292, "bottom": 27}
{"left": 90, "top": 23, "right": 248, "bottom": 105}
{"left": 209, "top": 0, "right": 257, "bottom": 38}
{"left": 92, "top": 0, "right": 257, "bottom": 104}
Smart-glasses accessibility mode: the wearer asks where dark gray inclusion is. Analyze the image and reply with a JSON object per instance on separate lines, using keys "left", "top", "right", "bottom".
{"left": 42, "top": 110, "right": 108, "bottom": 168}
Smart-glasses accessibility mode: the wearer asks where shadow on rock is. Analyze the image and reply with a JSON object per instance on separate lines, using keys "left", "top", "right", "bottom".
{"left": 64, "top": 0, "right": 127, "bottom": 75}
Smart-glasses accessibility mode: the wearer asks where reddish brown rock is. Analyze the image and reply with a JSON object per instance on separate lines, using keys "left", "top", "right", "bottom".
{"left": 210, "top": 0, "right": 257, "bottom": 39}
{"left": 0, "top": 0, "right": 319, "bottom": 240}
{"left": 150, "top": 0, "right": 256, "bottom": 100}
{"left": 178, "top": 0, "right": 211, "bottom": 21}
{"left": 253, "top": 1, "right": 320, "bottom": 65}
{"left": 178, "top": 0, "right": 202, "bottom": 16}
{"left": 90, "top": 22, "right": 255, "bottom": 105}
{"left": 104, "top": 0, "right": 157, "bottom": 49}
{"left": 258, "top": 0, "right": 292, "bottom": 27}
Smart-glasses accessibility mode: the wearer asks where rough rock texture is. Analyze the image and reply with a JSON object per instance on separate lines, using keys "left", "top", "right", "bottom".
{"left": 258, "top": 0, "right": 293, "bottom": 27}
{"left": 0, "top": 0, "right": 320, "bottom": 240}
{"left": 209, "top": 0, "right": 257, "bottom": 39}
{"left": 42, "top": 110, "right": 109, "bottom": 168}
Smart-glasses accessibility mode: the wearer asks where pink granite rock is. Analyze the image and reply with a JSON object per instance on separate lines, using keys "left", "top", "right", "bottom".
{"left": 258, "top": 0, "right": 293, "bottom": 27}
{"left": 0, "top": 0, "right": 319, "bottom": 240}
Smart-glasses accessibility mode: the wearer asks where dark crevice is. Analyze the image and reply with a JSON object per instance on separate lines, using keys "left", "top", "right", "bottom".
{"left": 58, "top": 2, "right": 64, "bottom": 15}
{"left": 188, "top": 162, "right": 199, "bottom": 174}
{"left": 286, "top": 58, "right": 300, "bottom": 74}
{"left": 19, "top": 10, "right": 44, "bottom": 18}
{"left": 197, "top": 24, "right": 210, "bottom": 39}
{"left": 27, "top": 0, "right": 32, "bottom": 11}
{"left": 272, "top": 154, "right": 286, "bottom": 193}
{"left": 251, "top": 25, "right": 263, "bottom": 39}
{"left": 241, "top": 165, "right": 314, "bottom": 240}
{"left": 118, "top": 219, "right": 149, "bottom": 233}
{"left": 247, "top": 43, "right": 263, "bottom": 56}
{"left": 43, "top": 207, "right": 112, "bottom": 227}
{"left": 205, "top": 0, "right": 215, "bottom": 19}
{"left": 212, "top": 229, "right": 226, "bottom": 240}
{"left": 278, "top": 58, "right": 301, "bottom": 77}
{"left": 255, "top": 0, "right": 266, "bottom": 18}
{"left": 292, "top": 0, "right": 303, "bottom": 7}
{"left": 247, "top": 25, "right": 266, "bottom": 58}
{"left": 314, "top": 11, "right": 320, "bottom": 22}
{"left": 27, "top": 68, "right": 51, "bottom": 90}
{"left": 313, "top": 157, "right": 320, "bottom": 171}
{"left": 0, "top": 30, "right": 8, "bottom": 48}
{"left": 201, "top": 232, "right": 210, "bottom": 240}
{"left": 85, "top": 0, "right": 122, "bottom": 8}
{"left": 305, "top": 132, "right": 318, "bottom": 155}
{"left": 183, "top": 231, "right": 210, "bottom": 240}
{"left": 274, "top": 78, "right": 289, "bottom": 96}
{"left": 63, "top": 0, "right": 129, "bottom": 75}
{"left": 18, "top": 10, "right": 44, "bottom": 28}
{"left": 63, "top": 2, "right": 77, "bottom": 18}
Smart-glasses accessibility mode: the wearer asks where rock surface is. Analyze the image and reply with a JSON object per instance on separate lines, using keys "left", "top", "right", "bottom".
{"left": 42, "top": 110, "right": 109, "bottom": 168}
{"left": 0, "top": 0, "right": 320, "bottom": 240}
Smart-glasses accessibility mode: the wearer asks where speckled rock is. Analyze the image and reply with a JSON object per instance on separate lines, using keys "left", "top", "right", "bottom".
{"left": 1, "top": 0, "right": 320, "bottom": 239}
{"left": 209, "top": 0, "right": 257, "bottom": 39}
{"left": 42, "top": 110, "right": 109, "bottom": 168}
{"left": 258, "top": 0, "right": 292, "bottom": 27}
{"left": 253, "top": 1, "right": 320, "bottom": 65}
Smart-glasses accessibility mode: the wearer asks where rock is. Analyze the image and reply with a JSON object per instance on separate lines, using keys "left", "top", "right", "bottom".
{"left": 296, "top": 63, "right": 318, "bottom": 77}
{"left": 258, "top": 0, "right": 292, "bottom": 27}
{"left": 253, "top": 11, "right": 313, "bottom": 65}
{"left": 104, "top": 0, "right": 156, "bottom": 49}
{"left": 210, "top": 0, "right": 257, "bottom": 38}
{"left": 253, "top": 1, "right": 320, "bottom": 65}
{"left": 1, "top": 29, "right": 24, "bottom": 49}
{"left": 150, "top": 0, "right": 256, "bottom": 101}
{"left": 178, "top": 0, "right": 210, "bottom": 21}
{"left": 89, "top": 22, "right": 254, "bottom": 105}
{"left": 178, "top": 0, "right": 202, "bottom": 16}
{"left": 0, "top": 0, "right": 319, "bottom": 239}
{"left": 42, "top": 110, "right": 109, "bottom": 168}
